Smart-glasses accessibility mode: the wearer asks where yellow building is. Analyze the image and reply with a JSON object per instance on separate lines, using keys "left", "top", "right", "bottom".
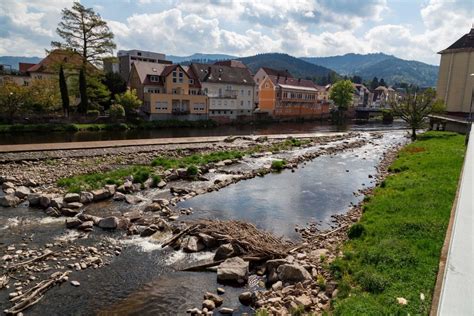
{"left": 129, "top": 62, "right": 207, "bottom": 120}
{"left": 437, "top": 27, "right": 474, "bottom": 116}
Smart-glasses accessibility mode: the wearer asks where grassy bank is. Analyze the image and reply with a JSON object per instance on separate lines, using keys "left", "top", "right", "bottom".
{"left": 57, "top": 166, "right": 157, "bottom": 193}
{"left": 0, "top": 120, "right": 218, "bottom": 133}
{"left": 57, "top": 137, "right": 311, "bottom": 192}
{"left": 331, "top": 132, "right": 465, "bottom": 315}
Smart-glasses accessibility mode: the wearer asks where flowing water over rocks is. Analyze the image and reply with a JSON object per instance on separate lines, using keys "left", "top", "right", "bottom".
{"left": 0, "top": 130, "right": 409, "bottom": 315}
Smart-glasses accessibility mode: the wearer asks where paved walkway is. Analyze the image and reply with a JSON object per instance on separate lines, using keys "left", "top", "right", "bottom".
{"left": 0, "top": 132, "right": 346, "bottom": 153}
{"left": 435, "top": 126, "right": 474, "bottom": 315}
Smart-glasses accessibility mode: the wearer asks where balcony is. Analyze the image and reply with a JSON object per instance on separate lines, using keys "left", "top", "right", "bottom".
{"left": 172, "top": 109, "right": 190, "bottom": 115}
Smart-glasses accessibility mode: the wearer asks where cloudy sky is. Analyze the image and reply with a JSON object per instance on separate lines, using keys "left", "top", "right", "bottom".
{"left": 0, "top": 0, "right": 472, "bottom": 65}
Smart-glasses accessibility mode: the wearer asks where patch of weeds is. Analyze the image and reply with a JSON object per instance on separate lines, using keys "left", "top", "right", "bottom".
{"left": 271, "top": 159, "right": 286, "bottom": 171}
{"left": 347, "top": 223, "right": 365, "bottom": 239}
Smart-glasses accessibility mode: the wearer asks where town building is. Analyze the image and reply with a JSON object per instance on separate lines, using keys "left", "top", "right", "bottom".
{"left": 189, "top": 62, "right": 256, "bottom": 121}
{"left": 436, "top": 27, "right": 474, "bottom": 116}
{"left": 129, "top": 61, "right": 207, "bottom": 121}
{"left": 117, "top": 49, "right": 171, "bottom": 82}
{"left": 0, "top": 49, "right": 93, "bottom": 86}
{"left": 352, "top": 83, "right": 373, "bottom": 108}
{"left": 253, "top": 67, "right": 293, "bottom": 105}
{"left": 257, "top": 74, "right": 329, "bottom": 118}
{"left": 372, "top": 86, "right": 396, "bottom": 108}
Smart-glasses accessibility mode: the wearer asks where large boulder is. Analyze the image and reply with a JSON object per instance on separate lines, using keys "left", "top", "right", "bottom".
{"left": 79, "top": 191, "right": 94, "bottom": 204}
{"left": 2, "top": 182, "right": 15, "bottom": 191}
{"left": 64, "top": 202, "right": 83, "bottom": 209}
{"left": 91, "top": 188, "right": 111, "bottom": 201}
{"left": 27, "top": 193, "right": 41, "bottom": 206}
{"left": 45, "top": 206, "right": 60, "bottom": 217}
{"left": 64, "top": 193, "right": 80, "bottom": 203}
{"left": 60, "top": 208, "right": 80, "bottom": 217}
{"left": 98, "top": 216, "right": 119, "bottom": 229}
{"left": 50, "top": 197, "right": 64, "bottom": 209}
{"left": 0, "top": 195, "right": 20, "bottom": 207}
{"left": 39, "top": 195, "right": 51, "bottom": 208}
{"left": 203, "top": 292, "right": 223, "bottom": 307}
{"left": 214, "top": 243, "right": 234, "bottom": 261}
{"left": 217, "top": 257, "right": 248, "bottom": 285}
{"left": 14, "top": 186, "right": 31, "bottom": 199}
{"left": 183, "top": 236, "right": 205, "bottom": 253}
{"left": 140, "top": 224, "right": 159, "bottom": 237}
{"left": 265, "top": 259, "right": 288, "bottom": 284}
{"left": 65, "top": 217, "right": 83, "bottom": 229}
{"left": 125, "top": 195, "right": 144, "bottom": 205}
{"left": 277, "top": 264, "right": 312, "bottom": 284}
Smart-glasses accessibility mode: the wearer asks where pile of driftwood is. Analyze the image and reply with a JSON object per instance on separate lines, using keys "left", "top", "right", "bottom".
{"left": 162, "top": 220, "right": 294, "bottom": 269}
{"left": 4, "top": 271, "right": 70, "bottom": 315}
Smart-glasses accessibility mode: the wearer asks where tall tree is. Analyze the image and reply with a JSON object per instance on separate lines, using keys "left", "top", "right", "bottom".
{"left": 370, "top": 77, "right": 379, "bottom": 90}
{"left": 79, "top": 68, "right": 88, "bottom": 113}
{"left": 52, "top": 1, "right": 116, "bottom": 113}
{"left": 330, "top": 80, "right": 354, "bottom": 123}
{"left": 59, "top": 65, "right": 70, "bottom": 117}
{"left": 103, "top": 72, "right": 127, "bottom": 103}
{"left": 379, "top": 78, "right": 387, "bottom": 87}
{"left": 391, "top": 88, "right": 439, "bottom": 140}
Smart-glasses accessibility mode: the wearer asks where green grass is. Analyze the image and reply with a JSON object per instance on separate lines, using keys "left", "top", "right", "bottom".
{"left": 151, "top": 150, "right": 245, "bottom": 169}
{"left": 57, "top": 165, "right": 153, "bottom": 193}
{"left": 331, "top": 131, "right": 466, "bottom": 315}
{"left": 271, "top": 159, "right": 287, "bottom": 171}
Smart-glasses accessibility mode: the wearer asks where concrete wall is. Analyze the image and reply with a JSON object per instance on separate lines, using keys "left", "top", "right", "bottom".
{"left": 437, "top": 51, "right": 474, "bottom": 114}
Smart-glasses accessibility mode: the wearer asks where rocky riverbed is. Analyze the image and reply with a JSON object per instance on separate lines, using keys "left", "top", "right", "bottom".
{"left": 0, "top": 131, "right": 409, "bottom": 315}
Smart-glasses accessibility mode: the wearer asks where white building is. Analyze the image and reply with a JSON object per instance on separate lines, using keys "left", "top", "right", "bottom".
{"left": 117, "top": 49, "right": 170, "bottom": 82}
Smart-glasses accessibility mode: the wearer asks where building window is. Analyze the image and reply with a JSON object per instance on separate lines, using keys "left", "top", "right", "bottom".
{"left": 189, "top": 79, "right": 194, "bottom": 84}
{"left": 248, "top": 90, "right": 251, "bottom": 96}
{"left": 247, "top": 100, "right": 250, "bottom": 106}
{"left": 265, "top": 83, "right": 269, "bottom": 88}
{"left": 155, "top": 101, "right": 168, "bottom": 110}
{"left": 240, "top": 100, "right": 243, "bottom": 106}
{"left": 240, "top": 89, "right": 244, "bottom": 96}
{"left": 150, "top": 75, "right": 159, "bottom": 82}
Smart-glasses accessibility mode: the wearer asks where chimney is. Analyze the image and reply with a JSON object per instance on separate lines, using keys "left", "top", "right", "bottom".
{"left": 277, "top": 74, "right": 280, "bottom": 82}
{"left": 298, "top": 78, "right": 301, "bottom": 83}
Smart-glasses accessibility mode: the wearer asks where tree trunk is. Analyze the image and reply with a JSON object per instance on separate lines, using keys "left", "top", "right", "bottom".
{"left": 411, "top": 127, "right": 417, "bottom": 140}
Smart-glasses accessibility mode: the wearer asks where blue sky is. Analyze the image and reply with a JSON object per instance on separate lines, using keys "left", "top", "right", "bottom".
{"left": 0, "top": 0, "right": 472, "bottom": 65}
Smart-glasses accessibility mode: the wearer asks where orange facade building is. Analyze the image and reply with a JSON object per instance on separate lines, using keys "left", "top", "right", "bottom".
{"left": 258, "top": 74, "right": 329, "bottom": 118}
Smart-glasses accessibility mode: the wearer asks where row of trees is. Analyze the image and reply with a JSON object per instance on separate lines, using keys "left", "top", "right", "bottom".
{"left": 329, "top": 80, "right": 444, "bottom": 140}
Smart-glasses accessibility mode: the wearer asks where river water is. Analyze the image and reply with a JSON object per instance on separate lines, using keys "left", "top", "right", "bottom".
{"left": 0, "top": 130, "right": 408, "bottom": 315}
{"left": 0, "top": 121, "right": 406, "bottom": 145}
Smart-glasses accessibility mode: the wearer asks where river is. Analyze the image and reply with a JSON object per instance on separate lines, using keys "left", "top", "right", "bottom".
{"left": 0, "top": 121, "right": 406, "bottom": 145}
{"left": 0, "top": 130, "right": 407, "bottom": 315}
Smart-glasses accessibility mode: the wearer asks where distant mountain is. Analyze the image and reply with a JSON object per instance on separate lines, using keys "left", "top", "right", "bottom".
{"left": 301, "top": 53, "right": 439, "bottom": 87}
{"left": 167, "top": 53, "right": 237, "bottom": 64}
{"left": 0, "top": 56, "right": 42, "bottom": 70}
{"left": 237, "top": 53, "right": 335, "bottom": 79}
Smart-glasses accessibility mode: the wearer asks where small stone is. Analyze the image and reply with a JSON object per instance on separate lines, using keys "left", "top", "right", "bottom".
{"left": 65, "top": 217, "right": 83, "bottom": 229}
{"left": 64, "top": 193, "right": 80, "bottom": 203}
{"left": 14, "top": 186, "right": 31, "bottom": 199}
{"left": 202, "top": 299, "right": 215, "bottom": 311}
{"left": 0, "top": 195, "right": 20, "bottom": 207}
{"left": 217, "top": 287, "right": 225, "bottom": 295}
{"left": 112, "top": 192, "right": 126, "bottom": 201}
{"left": 60, "top": 208, "right": 80, "bottom": 217}
{"left": 272, "top": 280, "right": 283, "bottom": 291}
{"left": 214, "top": 243, "right": 234, "bottom": 261}
{"left": 79, "top": 191, "right": 94, "bottom": 204}
{"left": 98, "top": 217, "right": 119, "bottom": 229}
{"left": 420, "top": 293, "right": 425, "bottom": 301}
{"left": 295, "top": 294, "right": 312, "bottom": 307}
{"left": 70, "top": 280, "right": 80, "bottom": 287}
{"left": 238, "top": 291, "right": 253, "bottom": 306}
{"left": 66, "top": 202, "right": 83, "bottom": 209}
{"left": 397, "top": 297, "right": 408, "bottom": 305}
{"left": 157, "top": 180, "right": 167, "bottom": 189}
{"left": 77, "top": 221, "right": 94, "bottom": 231}
{"left": 204, "top": 292, "right": 223, "bottom": 307}
{"left": 219, "top": 307, "right": 234, "bottom": 314}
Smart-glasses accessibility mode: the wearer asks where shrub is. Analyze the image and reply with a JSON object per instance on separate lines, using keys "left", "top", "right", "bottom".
{"left": 271, "top": 160, "right": 286, "bottom": 171}
{"left": 355, "top": 270, "right": 389, "bottom": 293}
{"left": 187, "top": 165, "right": 199, "bottom": 176}
{"left": 348, "top": 223, "right": 365, "bottom": 239}
{"left": 109, "top": 103, "right": 125, "bottom": 119}
{"left": 152, "top": 174, "right": 161, "bottom": 187}
{"left": 133, "top": 168, "right": 150, "bottom": 184}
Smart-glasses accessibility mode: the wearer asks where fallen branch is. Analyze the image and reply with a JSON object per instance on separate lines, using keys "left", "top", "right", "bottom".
{"left": 5, "top": 271, "right": 70, "bottom": 315}
{"left": 7, "top": 250, "right": 54, "bottom": 271}
{"left": 161, "top": 225, "right": 199, "bottom": 248}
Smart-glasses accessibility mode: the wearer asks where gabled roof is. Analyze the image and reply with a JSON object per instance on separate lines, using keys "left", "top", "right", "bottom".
{"left": 131, "top": 61, "right": 167, "bottom": 83}
{"left": 27, "top": 49, "right": 95, "bottom": 73}
{"left": 439, "top": 27, "right": 474, "bottom": 54}
{"left": 214, "top": 60, "right": 247, "bottom": 68}
{"left": 19, "top": 63, "right": 36, "bottom": 73}
{"left": 260, "top": 67, "right": 293, "bottom": 78}
{"left": 267, "top": 75, "right": 316, "bottom": 90}
{"left": 190, "top": 63, "right": 255, "bottom": 86}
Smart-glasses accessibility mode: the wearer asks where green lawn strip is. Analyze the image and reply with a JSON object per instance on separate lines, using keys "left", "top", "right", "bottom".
{"left": 57, "top": 165, "right": 155, "bottom": 193}
{"left": 331, "top": 131, "right": 466, "bottom": 315}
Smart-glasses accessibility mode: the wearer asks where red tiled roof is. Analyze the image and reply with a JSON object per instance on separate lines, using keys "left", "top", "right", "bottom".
{"left": 261, "top": 67, "right": 293, "bottom": 78}
{"left": 19, "top": 63, "right": 36, "bottom": 73}
{"left": 27, "top": 49, "right": 96, "bottom": 73}
{"left": 268, "top": 75, "right": 316, "bottom": 89}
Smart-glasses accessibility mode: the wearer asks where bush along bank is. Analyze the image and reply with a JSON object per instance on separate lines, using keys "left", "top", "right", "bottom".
{"left": 0, "top": 119, "right": 218, "bottom": 134}
{"left": 330, "top": 132, "right": 465, "bottom": 315}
